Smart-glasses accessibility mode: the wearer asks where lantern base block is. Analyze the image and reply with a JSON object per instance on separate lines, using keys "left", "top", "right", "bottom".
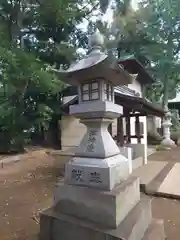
{"left": 64, "top": 154, "right": 129, "bottom": 191}
{"left": 53, "top": 176, "right": 140, "bottom": 228}
{"left": 160, "top": 138, "right": 176, "bottom": 148}
{"left": 39, "top": 196, "right": 156, "bottom": 240}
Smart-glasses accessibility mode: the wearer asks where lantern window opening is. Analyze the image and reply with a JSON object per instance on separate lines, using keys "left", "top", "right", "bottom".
{"left": 81, "top": 81, "right": 100, "bottom": 102}
{"left": 104, "top": 82, "right": 113, "bottom": 102}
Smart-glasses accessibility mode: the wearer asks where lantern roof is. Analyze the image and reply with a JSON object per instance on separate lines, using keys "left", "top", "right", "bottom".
{"left": 60, "top": 31, "right": 107, "bottom": 73}
{"left": 53, "top": 31, "right": 132, "bottom": 86}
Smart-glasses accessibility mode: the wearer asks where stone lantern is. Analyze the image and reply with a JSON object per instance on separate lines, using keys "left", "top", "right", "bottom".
{"left": 161, "top": 108, "right": 176, "bottom": 148}
{"left": 40, "top": 31, "right": 165, "bottom": 240}
{"left": 54, "top": 30, "right": 132, "bottom": 190}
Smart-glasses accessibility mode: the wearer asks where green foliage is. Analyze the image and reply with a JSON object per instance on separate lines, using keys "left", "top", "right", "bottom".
{"left": 147, "top": 131, "right": 162, "bottom": 145}
{"left": 155, "top": 145, "right": 168, "bottom": 151}
{"left": 139, "top": 0, "right": 180, "bottom": 106}
{"left": 0, "top": 41, "right": 64, "bottom": 152}
{"left": 170, "top": 110, "right": 180, "bottom": 130}
{"left": 99, "top": 0, "right": 110, "bottom": 13}
{"left": 170, "top": 110, "right": 180, "bottom": 143}
{"left": 0, "top": 0, "right": 96, "bottom": 153}
{"left": 102, "top": 0, "right": 180, "bottom": 106}
{"left": 171, "top": 129, "right": 180, "bottom": 143}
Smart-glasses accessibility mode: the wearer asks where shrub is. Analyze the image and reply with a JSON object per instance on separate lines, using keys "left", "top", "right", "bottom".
{"left": 155, "top": 145, "right": 168, "bottom": 151}
{"left": 147, "top": 131, "right": 163, "bottom": 145}
{"left": 170, "top": 129, "right": 180, "bottom": 144}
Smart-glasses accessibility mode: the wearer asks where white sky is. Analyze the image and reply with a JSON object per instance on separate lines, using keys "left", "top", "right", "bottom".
{"left": 77, "top": 0, "right": 140, "bottom": 55}
{"left": 102, "top": 0, "right": 140, "bottom": 23}
{"left": 78, "top": 0, "right": 140, "bottom": 30}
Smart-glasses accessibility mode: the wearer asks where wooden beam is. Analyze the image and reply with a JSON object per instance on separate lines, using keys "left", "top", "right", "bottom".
{"left": 115, "top": 98, "right": 143, "bottom": 111}
{"left": 126, "top": 115, "right": 131, "bottom": 144}
{"left": 124, "top": 135, "right": 143, "bottom": 139}
{"left": 135, "top": 116, "right": 141, "bottom": 143}
{"left": 122, "top": 113, "right": 147, "bottom": 117}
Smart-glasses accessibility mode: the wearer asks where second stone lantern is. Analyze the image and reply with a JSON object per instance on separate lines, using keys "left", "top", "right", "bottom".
{"left": 54, "top": 30, "right": 132, "bottom": 191}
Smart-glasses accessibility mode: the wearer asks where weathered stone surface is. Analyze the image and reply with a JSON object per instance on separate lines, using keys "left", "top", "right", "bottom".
{"left": 142, "top": 219, "right": 165, "bottom": 240}
{"left": 70, "top": 101, "right": 123, "bottom": 119}
{"left": 54, "top": 176, "right": 140, "bottom": 228}
{"left": 161, "top": 138, "right": 176, "bottom": 148}
{"left": 74, "top": 118, "right": 121, "bottom": 158}
{"left": 39, "top": 211, "right": 53, "bottom": 240}
{"left": 119, "top": 146, "right": 132, "bottom": 174}
{"left": 113, "top": 197, "right": 152, "bottom": 240}
{"left": 40, "top": 197, "right": 152, "bottom": 240}
{"left": 65, "top": 153, "right": 129, "bottom": 190}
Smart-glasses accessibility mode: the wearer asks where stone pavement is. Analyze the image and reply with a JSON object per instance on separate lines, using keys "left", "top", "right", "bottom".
{"left": 131, "top": 157, "right": 180, "bottom": 199}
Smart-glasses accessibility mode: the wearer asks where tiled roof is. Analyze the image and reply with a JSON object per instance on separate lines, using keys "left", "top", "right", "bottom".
{"left": 118, "top": 56, "right": 154, "bottom": 84}
{"left": 115, "top": 85, "right": 140, "bottom": 98}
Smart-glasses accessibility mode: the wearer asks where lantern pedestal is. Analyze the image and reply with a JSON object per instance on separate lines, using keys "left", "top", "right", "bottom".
{"left": 40, "top": 179, "right": 165, "bottom": 240}
{"left": 54, "top": 176, "right": 141, "bottom": 229}
{"left": 64, "top": 117, "right": 129, "bottom": 191}
{"left": 161, "top": 138, "right": 176, "bottom": 148}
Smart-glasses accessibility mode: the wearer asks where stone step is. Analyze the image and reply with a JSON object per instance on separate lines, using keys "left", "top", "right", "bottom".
{"left": 111, "top": 196, "right": 152, "bottom": 240}
{"left": 131, "top": 161, "right": 168, "bottom": 191}
{"left": 142, "top": 219, "right": 165, "bottom": 240}
{"left": 40, "top": 197, "right": 152, "bottom": 240}
{"left": 54, "top": 176, "right": 140, "bottom": 228}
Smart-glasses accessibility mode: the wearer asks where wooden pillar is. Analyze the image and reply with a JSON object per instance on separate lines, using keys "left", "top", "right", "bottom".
{"left": 126, "top": 115, "right": 131, "bottom": 144}
{"left": 117, "top": 116, "right": 124, "bottom": 146}
{"left": 108, "top": 123, "right": 112, "bottom": 136}
{"left": 135, "top": 115, "right": 141, "bottom": 143}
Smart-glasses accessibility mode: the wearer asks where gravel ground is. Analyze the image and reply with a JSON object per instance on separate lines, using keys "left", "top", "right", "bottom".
{"left": 0, "top": 148, "right": 180, "bottom": 240}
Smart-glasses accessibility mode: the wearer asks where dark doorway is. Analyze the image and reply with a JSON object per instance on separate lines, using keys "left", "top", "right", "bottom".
{"left": 47, "top": 114, "right": 61, "bottom": 149}
{"left": 30, "top": 115, "right": 61, "bottom": 149}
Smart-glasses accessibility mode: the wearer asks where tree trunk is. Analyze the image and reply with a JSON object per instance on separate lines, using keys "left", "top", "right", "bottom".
{"left": 162, "top": 77, "right": 169, "bottom": 111}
